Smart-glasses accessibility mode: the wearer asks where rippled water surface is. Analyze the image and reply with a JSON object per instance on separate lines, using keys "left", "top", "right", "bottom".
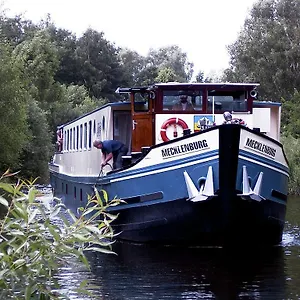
{"left": 53, "top": 196, "right": 300, "bottom": 300}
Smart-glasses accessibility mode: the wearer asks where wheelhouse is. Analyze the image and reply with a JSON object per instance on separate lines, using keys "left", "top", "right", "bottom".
{"left": 116, "top": 82, "right": 279, "bottom": 152}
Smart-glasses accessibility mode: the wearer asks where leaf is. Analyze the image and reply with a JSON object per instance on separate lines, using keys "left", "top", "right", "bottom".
{"left": 0, "top": 182, "right": 16, "bottom": 194}
{"left": 79, "top": 279, "right": 89, "bottom": 289}
{"left": 13, "top": 258, "right": 26, "bottom": 267}
{"left": 78, "top": 254, "right": 90, "bottom": 268}
{"left": 47, "top": 224, "right": 60, "bottom": 242}
{"left": 10, "top": 230, "right": 25, "bottom": 236}
{"left": 27, "top": 187, "right": 38, "bottom": 204}
{"left": 49, "top": 204, "right": 64, "bottom": 218}
{"left": 67, "top": 209, "right": 78, "bottom": 222}
{"left": 25, "top": 285, "right": 32, "bottom": 300}
{"left": 15, "top": 241, "right": 29, "bottom": 254}
{"left": 28, "top": 209, "right": 39, "bottom": 224}
{"left": 84, "top": 247, "right": 115, "bottom": 254}
{"left": 0, "top": 196, "right": 8, "bottom": 207}
{"left": 85, "top": 225, "right": 101, "bottom": 235}
{"left": 81, "top": 206, "right": 97, "bottom": 217}
{"left": 72, "top": 233, "right": 90, "bottom": 242}
{"left": 0, "top": 269, "right": 9, "bottom": 278}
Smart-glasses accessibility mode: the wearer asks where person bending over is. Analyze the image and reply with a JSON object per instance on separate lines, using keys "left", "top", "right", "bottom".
{"left": 93, "top": 139, "right": 128, "bottom": 170}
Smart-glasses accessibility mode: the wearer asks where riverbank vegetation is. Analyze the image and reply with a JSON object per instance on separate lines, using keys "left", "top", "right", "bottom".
{"left": 0, "top": 0, "right": 300, "bottom": 193}
{"left": 0, "top": 170, "right": 120, "bottom": 299}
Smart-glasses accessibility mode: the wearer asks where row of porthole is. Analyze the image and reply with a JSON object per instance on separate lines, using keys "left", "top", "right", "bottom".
{"left": 61, "top": 182, "right": 83, "bottom": 202}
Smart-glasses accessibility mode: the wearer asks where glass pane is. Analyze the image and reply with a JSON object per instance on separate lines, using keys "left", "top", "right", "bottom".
{"left": 163, "top": 90, "right": 203, "bottom": 111}
{"left": 207, "top": 91, "right": 247, "bottom": 112}
{"left": 134, "top": 92, "right": 149, "bottom": 112}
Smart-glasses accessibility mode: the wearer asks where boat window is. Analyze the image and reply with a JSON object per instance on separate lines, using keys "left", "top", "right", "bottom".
{"left": 133, "top": 92, "right": 149, "bottom": 112}
{"left": 83, "top": 123, "right": 86, "bottom": 149}
{"left": 76, "top": 125, "right": 79, "bottom": 150}
{"left": 70, "top": 129, "right": 73, "bottom": 150}
{"left": 64, "top": 130, "right": 67, "bottom": 151}
{"left": 73, "top": 127, "right": 76, "bottom": 150}
{"left": 67, "top": 130, "right": 69, "bottom": 151}
{"left": 88, "top": 120, "right": 92, "bottom": 149}
{"left": 207, "top": 90, "right": 247, "bottom": 113}
{"left": 79, "top": 124, "right": 83, "bottom": 150}
{"left": 163, "top": 90, "right": 203, "bottom": 111}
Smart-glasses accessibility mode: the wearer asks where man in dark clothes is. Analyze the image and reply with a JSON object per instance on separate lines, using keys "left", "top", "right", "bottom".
{"left": 93, "top": 139, "right": 128, "bottom": 169}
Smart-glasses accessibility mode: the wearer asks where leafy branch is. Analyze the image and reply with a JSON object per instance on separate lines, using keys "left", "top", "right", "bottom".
{"left": 0, "top": 170, "right": 120, "bottom": 299}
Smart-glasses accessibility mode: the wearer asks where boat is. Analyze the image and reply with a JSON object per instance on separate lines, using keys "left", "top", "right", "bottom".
{"left": 49, "top": 82, "right": 289, "bottom": 246}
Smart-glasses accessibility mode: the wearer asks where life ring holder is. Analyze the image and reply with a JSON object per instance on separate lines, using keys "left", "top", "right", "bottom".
{"left": 160, "top": 117, "right": 189, "bottom": 142}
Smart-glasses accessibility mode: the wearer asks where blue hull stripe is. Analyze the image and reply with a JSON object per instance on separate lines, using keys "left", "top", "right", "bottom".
{"left": 239, "top": 149, "right": 288, "bottom": 173}
{"left": 110, "top": 153, "right": 219, "bottom": 183}
{"left": 239, "top": 154, "right": 289, "bottom": 177}
{"left": 111, "top": 149, "right": 219, "bottom": 178}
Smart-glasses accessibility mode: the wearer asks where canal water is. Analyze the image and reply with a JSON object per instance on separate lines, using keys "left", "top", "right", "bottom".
{"left": 54, "top": 196, "right": 300, "bottom": 300}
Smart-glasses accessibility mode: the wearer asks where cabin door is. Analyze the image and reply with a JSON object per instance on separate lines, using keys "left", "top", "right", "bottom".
{"left": 131, "top": 92, "right": 154, "bottom": 152}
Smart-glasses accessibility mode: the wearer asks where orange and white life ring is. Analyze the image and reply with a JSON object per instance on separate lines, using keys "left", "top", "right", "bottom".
{"left": 160, "top": 118, "right": 189, "bottom": 142}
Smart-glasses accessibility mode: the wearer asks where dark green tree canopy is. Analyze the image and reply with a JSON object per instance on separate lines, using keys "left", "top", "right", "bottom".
{"left": 224, "top": 0, "right": 300, "bottom": 101}
{"left": 0, "top": 43, "right": 29, "bottom": 171}
{"left": 75, "top": 29, "right": 125, "bottom": 99}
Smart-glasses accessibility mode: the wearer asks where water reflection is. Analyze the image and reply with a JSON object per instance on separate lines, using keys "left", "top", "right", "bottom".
{"left": 53, "top": 195, "right": 300, "bottom": 300}
{"left": 83, "top": 243, "right": 286, "bottom": 300}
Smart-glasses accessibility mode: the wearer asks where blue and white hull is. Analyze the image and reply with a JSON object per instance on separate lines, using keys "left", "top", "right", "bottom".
{"left": 50, "top": 124, "right": 288, "bottom": 246}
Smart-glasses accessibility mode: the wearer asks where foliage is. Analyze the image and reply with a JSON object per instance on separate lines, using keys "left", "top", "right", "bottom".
{"left": 195, "top": 70, "right": 215, "bottom": 83}
{"left": 75, "top": 29, "right": 125, "bottom": 99}
{"left": 281, "top": 90, "right": 300, "bottom": 138}
{"left": 147, "top": 45, "right": 194, "bottom": 83}
{"left": 281, "top": 134, "right": 300, "bottom": 195}
{"left": 119, "top": 48, "right": 146, "bottom": 86}
{"left": 20, "top": 99, "right": 53, "bottom": 183}
{"left": 13, "top": 29, "right": 60, "bottom": 107}
{"left": 224, "top": 0, "right": 300, "bottom": 101}
{"left": 155, "top": 67, "right": 177, "bottom": 83}
{"left": 48, "top": 84, "right": 105, "bottom": 135}
{"left": 0, "top": 170, "right": 121, "bottom": 299}
{"left": 0, "top": 42, "right": 30, "bottom": 171}
{"left": 0, "top": 14, "right": 37, "bottom": 46}
{"left": 45, "top": 24, "right": 81, "bottom": 86}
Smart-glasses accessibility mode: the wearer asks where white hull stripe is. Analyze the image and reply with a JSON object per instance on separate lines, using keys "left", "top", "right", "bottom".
{"left": 110, "top": 155, "right": 219, "bottom": 183}
{"left": 239, "top": 155, "right": 289, "bottom": 177}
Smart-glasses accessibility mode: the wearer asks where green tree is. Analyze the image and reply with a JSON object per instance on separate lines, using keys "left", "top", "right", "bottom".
{"left": 75, "top": 29, "right": 125, "bottom": 99}
{"left": 49, "top": 84, "right": 105, "bottom": 134}
{"left": 155, "top": 67, "right": 177, "bottom": 83}
{"left": 46, "top": 24, "right": 81, "bottom": 85}
{"left": 195, "top": 70, "right": 214, "bottom": 83}
{"left": 0, "top": 43, "right": 29, "bottom": 171}
{"left": 147, "top": 45, "right": 194, "bottom": 82}
{"left": 281, "top": 90, "right": 300, "bottom": 137}
{"left": 119, "top": 48, "right": 146, "bottom": 86}
{"left": 13, "top": 30, "right": 60, "bottom": 109}
{"left": 224, "top": 0, "right": 300, "bottom": 101}
{"left": 20, "top": 99, "right": 53, "bottom": 183}
{"left": 0, "top": 14, "right": 37, "bottom": 46}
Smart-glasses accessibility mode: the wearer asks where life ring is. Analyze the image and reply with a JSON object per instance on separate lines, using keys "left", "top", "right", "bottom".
{"left": 160, "top": 118, "right": 189, "bottom": 142}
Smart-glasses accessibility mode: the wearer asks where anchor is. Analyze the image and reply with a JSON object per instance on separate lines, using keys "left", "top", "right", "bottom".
{"left": 237, "top": 165, "right": 265, "bottom": 202}
{"left": 184, "top": 166, "right": 215, "bottom": 202}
